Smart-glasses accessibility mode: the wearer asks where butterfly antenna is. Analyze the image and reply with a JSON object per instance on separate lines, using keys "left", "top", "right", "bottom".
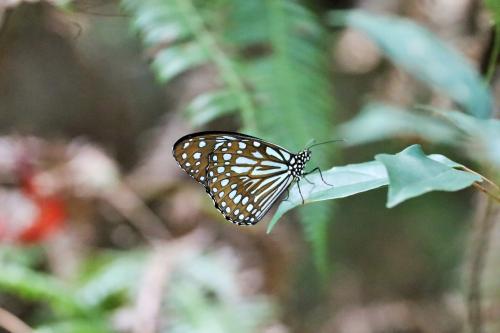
{"left": 307, "top": 139, "right": 345, "bottom": 150}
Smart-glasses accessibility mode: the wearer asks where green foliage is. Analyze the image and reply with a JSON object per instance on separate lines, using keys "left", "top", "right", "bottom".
{"left": 0, "top": 264, "right": 87, "bottom": 316}
{"left": 122, "top": 0, "right": 256, "bottom": 129}
{"left": 123, "top": 0, "right": 337, "bottom": 274}
{"left": 267, "top": 145, "right": 480, "bottom": 231}
{"left": 162, "top": 250, "right": 275, "bottom": 333}
{"left": 375, "top": 145, "right": 480, "bottom": 208}
{"left": 0, "top": 247, "right": 144, "bottom": 333}
{"left": 329, "top": 10, "right": 493, "bottom": 119}
{"left": 225, "top": 0, "right": 336, "bottom": 276}
{"left": 339, "top": 103, "right": 460, "bottom": 146}
{"left": 485, "top": 0, "right": 500, "bottom": 22}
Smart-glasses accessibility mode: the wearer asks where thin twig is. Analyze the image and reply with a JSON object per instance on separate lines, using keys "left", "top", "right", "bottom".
{"left": 472, "top": 183, "right": 500, "bottom": 203}
{"left": 466, "top": 197, "right": 498, "bottom": 333}
{"left": 0, "top": 307, "right": 33, "bottom": 333}
{"left": 103, "top": 182, "right": 172, "bottom": 244}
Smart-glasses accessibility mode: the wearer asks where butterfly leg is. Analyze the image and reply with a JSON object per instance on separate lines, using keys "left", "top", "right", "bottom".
{"left": 304, "top": 167, "right": 332, "bottom": 186}
{"left": 296, "top": 179, "right": 305, "bottom": 205}
{"left": 282, "top": 188, "right": 290, "bottom": 202}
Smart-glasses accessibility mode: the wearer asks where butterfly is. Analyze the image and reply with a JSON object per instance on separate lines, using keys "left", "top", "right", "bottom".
{"left": 172, "top": 131, "right": 330, "bottom": 225}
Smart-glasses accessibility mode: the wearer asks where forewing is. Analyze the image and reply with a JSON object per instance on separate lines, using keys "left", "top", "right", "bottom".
{"left": 205, "top": 139, "right": 295, "bottom": 225}
{"left": 173, "top": 133, "right": 228, "bottom": 184}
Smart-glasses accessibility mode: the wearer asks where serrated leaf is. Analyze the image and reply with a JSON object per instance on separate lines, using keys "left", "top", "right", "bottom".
{"left": 184, "top": 90, "right": 238, "bottom": 126}
{"left": 267, "top": 147, "right": 478, "bottom": 232}
{"left": 375, "top": 145, "right": 480, "bottom": 208}
{"left": 339, "top": 103, "right": 461, "bottom": 146}
{"left": 329, "top": 10, "right": 493, "bottom": 119}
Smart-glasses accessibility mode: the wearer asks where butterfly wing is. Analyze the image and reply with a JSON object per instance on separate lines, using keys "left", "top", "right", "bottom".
{"left": 173, "top": 132, "right": 297, "bottom": 225}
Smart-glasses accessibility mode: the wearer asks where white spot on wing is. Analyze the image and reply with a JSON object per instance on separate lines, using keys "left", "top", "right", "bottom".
{"left": 266, "top": 147, "right": 283, "bottom": 160}
{"left": 199, "top": 141, "right": 206, "bottom": 147}
{"left": 252, "top": 151, "right": 264, "bottom": 159}
{"left": 235, "top": 157, "right": 257, "bottom": 165}
{"left": 239, "top": 142, "right": 246, "bottom": 149}
{"left": 221, "top": 179, "right": 229, "bottom": 186}
{"left": 223, "top": 153, "right": 231, "bottom": 161}
{"left": 193, "top": 152, "right": 201, "bottom": 159}
{"left": 232, "top": 166, "right": 251, "bottom": 174}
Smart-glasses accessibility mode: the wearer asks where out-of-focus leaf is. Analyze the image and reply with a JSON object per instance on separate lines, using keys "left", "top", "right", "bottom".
{"left": 0, "top": 265, "right": 88, "bottom": 316}
{"left": 329, "top": 10, "right": 493, "bottom": 119}
{"left": 339, "top": 103, "right": 461, "bottom": 146}
{"left": 35, "top": 320, "right": 112, "bottom": 333}
{"left": 77, "top": 253, "right": 145, "bottom": 308}
{"left": 152, "top": 43, "right": 209, "bottom": 83}
{"left": 267, "top": 147, "right": 478, "bottom": 232}
{"left": 163, "top": 250, "right": 275, "bottom": 333}
{"left": 184, "top": 90, "right": 238, "bottom": 126}
{"left": 485, "top": 0, "right": 500, "bottom": 22}
{"left": 375, "top": 145, "right": 480, "bottom": 208}
{"left": 122, "top": 0, "right": 257, "bottom": 129}
{"left": 440, "top": 110, "right": 500, "bottom": 166}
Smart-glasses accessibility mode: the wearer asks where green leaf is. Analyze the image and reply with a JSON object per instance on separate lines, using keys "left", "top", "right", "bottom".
{"left": 329, "top": 10, "right": 493, "bottom": 119}
{"left": 439, "top": 110, "right": 500, "bottom": 166}
{"left": 267, "top": 146, "right": 479, "bottom": 232}
{"left": 35, "top": 320, "right": 112, "bottom": 333}
{"left": 339, "top": 103, "right": 460, "bottom": 146}
{"left": 267, "top": 160, "right": 388, "bottom": 233}
{"left": 122, "top": 0, "right": 257, "bottom": 129}
{"left": 0, "top": 265, "right": 88, "bottom": 316}
{"left": 375, "top": 145, "right": 481, "bottom": 208}
{"left": 184, "top": 90, "right": 238, "bottom": 126}
{"left": 152, "top": 43, "right": 209, "bottom": 83}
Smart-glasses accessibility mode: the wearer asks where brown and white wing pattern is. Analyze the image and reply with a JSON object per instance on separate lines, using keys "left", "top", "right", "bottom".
{"left": 173, "top": 132, "right": 299, "bottom": 225}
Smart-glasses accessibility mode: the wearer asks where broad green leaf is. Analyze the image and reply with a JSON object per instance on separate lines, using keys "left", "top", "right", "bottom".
{"left": 267, "top": 147, "right": 478, "bottom": 232}
{"left": 184, "top": 90, "right": 238, "bottom": 126}
{"left": 339, "top": 103, "right": 460, "bottom": 146}
{"left": 329, "top": 10, "right": 493, "bottom": 119}
{"left": 375, "top": 145, "right": 480, "bottom": 208}
{"left": 267, "top": 160, "right": 387, "bottom": 233}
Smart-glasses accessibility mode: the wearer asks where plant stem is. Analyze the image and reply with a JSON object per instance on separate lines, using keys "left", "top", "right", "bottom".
{"left": 466, "top": 198, "right": 498, "bottom": 333}
{"left": 485, "top": 23, "right": 500, "bottom": 84}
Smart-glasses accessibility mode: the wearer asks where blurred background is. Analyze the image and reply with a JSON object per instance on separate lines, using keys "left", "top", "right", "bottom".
{"left": 0, "top": 0, "right": 499, "bottom": 332}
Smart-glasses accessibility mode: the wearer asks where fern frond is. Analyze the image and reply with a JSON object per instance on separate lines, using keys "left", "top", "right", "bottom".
{"left": 226, "top": 0, "right": 336, "bottom": 274}
{"left": 122, "top": 0, "right": 257, "bottom": 129}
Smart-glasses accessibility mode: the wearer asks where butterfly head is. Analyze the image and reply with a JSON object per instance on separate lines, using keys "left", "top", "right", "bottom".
{"left": 293, "top": 149, "right": 311, "bottom": 177}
